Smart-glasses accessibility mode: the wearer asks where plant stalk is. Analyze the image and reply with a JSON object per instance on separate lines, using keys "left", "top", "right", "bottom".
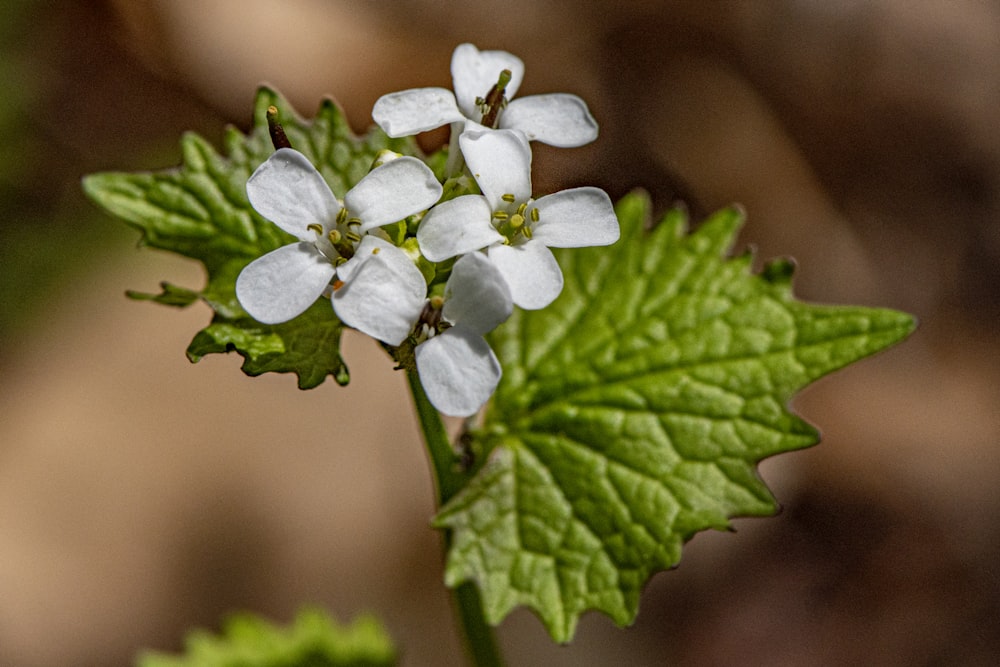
{"left": 406, "top": 370, "right": 503, "bottom": 667}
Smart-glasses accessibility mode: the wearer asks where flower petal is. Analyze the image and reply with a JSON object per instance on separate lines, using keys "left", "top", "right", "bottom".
{"left": 443, "top": 252, "right": 512, "bottom": 334}
{"left": 488, "top": 240, "right": 564, "bottom": 310}
{"left": 416, "top": 195, "right": 502, "bottom": 262}
{"left": 246, "top": 148, "right": 341, "bottom": 238}
{"left": 415, "top": 325, "right": 501, "bottom": 417}
{"left": 530, "top": 187, "right": 620, "bottom": 248}
{"left": 502, "top": 94, "right": 599, "bottom": 147}
{"left": 451, "top": 43, "right": 525, "bottom": 120}
{"left": 372, "top": 87, "right": 466, "bottom": 137}
{"left": 460, "top": 129, "right": 532, "bottom": 210}
{"left": 345, "top": 156, "right": 443, "bottom": 231}
{"left": 332, "top": 236, "right": 426, "bottom": 346}
{"left": 235, "top": 242, "right": 335, "bottom": 324}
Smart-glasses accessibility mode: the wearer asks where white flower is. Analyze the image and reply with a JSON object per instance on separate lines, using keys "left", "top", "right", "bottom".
{"left": 235, "top": 148, "right": 442, "bottom": 324}
{"left": 332, "top": 235, "right": 427, "bottom": 346}
{"left": 372, "top": 43, "right": 598, "bottom": 148}
{"left": 416, "top": 129, "right": 619, "bottom": 310}
{"left": 415, "top": 252, "right": 512, "bottom": 417}
{"left": 334, "top": 245, "right": 511, "bottom": 417}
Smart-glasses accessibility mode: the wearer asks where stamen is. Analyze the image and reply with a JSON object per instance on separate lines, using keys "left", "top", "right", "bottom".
{"left": 307, "top": 223, "right": 324, "bottom": 235}
{"left": 345, "top": 231, "right": 362, "bottom": 243}
{"left": 493, "top": 211, "right": 509, "bottom": 220}
{"left": 501, "top": 193, "right": 516, "bottom": 203}
{"left": 530, "top": 207, "right": 540, "bottom": 222}
{"left": 328, "top": 229, "right": 356, "bottom": 260}
{"left": 337, "top": 209, "right": 348, "bottom": 224}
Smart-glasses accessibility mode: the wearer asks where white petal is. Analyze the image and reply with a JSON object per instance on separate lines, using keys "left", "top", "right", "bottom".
{"left": 415, "top": 326, "right": 501, "bottom": 417}
{"left": 372, "top": 87, "right": 466, "bottom": 136}
{"left": 442, "top": 252, "right": 513, "bottom": 334}
{"left": 501, "top": 94, "right": 599, "bottom": 147}
{"left": 416, "top": 195, "right": 503, "bottom": 261}
{"left": 246, "top": 148, "right": 341, "bottom": 239}
{"left": 332, "top": 236, "right": 426, "bottom": 346}
{"left": 530, "top": 187, "right": 620, "bottom": 248}
{"left": 460, "top": 129, "right": 532, "bottom": 210}
{"left": 235, "top": 242, "right": 335, "bottom": 324}
{"left": 488, "top": 241, "right": 564, "bottom": 310}
{"left": 451, "top": 43, "right": 525, "bottom": 120}
{"left": 345, "top": 156, "right": 443, "bottom": 231}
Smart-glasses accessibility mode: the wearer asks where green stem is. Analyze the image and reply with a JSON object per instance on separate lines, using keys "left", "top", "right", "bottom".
{"left": 444, "top": 121, "right": 467, "bottom": 177}
{"left": 406, "top": 370, "right": 504, "bottom": 667}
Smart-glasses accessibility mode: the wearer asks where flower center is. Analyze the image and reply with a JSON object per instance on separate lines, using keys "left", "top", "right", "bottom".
{"left": 306, "top": 208, "right": 363, "bottom": 263}
{"left": 475, "top": 69, "right": 512, "bottom": 129}
{"left": 413, "top": 295, "right": 449, "bottom": 343}
{"left": 492, "top": 193, "right": 539, "bottom": 244}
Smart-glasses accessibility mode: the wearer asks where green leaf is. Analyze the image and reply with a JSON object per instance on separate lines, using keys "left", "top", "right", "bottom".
{"left": 136, "top": 607, "right": 396, "bottom": 667}
{"left": 82, "top": 87, "right": 420, "bottom": 387}
{"left": 187, "top": 297, "right": 351, "bottom": 389}
{"left": 435, "top": 192, "right": 916, "bottom": 642}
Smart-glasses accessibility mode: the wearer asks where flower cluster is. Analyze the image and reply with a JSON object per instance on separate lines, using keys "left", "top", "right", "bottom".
{"left": 236, "top": 44, "right": 619, "bottom": 417}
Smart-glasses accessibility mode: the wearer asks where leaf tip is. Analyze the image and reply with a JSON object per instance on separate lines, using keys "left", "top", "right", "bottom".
{"left": 761, "top": 256, "right": 797, "bottom": 285}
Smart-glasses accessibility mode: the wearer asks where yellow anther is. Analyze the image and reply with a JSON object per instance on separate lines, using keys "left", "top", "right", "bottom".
{"left": 372, "top": 247, "right": 381, "bottom": 255}
{"left": 501, "top": 193, "right": 516, "bottom": 203}
{"left": 516, "top": 202, "right": 527, "bottom": 216}
{"left": 530, "top": 207, "right": 540, "bottom": 222}
{"left": 493, "top": 211, "right": 509, "bottom": 220}
{"left": 307, "top": 223, "right": 323, "bottom": 235}
{"left": 346, "top": 231, "right": 361, "bottom": 243}
{"left": 337, "top": 209, "right": 348, "bottom": 224}
{"left": 347, "top": 217, "right": 362, "bottom": 228}
{"left": 523, "top": 226, "right": 533, "bottom": 239}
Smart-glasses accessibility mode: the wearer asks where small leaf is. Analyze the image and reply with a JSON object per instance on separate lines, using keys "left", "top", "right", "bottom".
{"left": 435, "top": 192, "right": 916, "bottom": 642}
{"left": 136, "top": 607, "right": 396, "bottom": 667}
{"left": 187, "top": 298, "right": 350, "bottom": 389}
{"left": 83, "top": 87, "right": 420, "bottom": 387}
{"left": 126, "top": 282, "right": 201, "bottom": 308}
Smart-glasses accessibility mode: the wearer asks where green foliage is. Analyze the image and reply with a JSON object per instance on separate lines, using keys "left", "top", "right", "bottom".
{"left": 84, "top": 87, "right": 915, "bottom": 647}
{"left": 82, "top": 87, "right": 419, "bottom": 387}
{"left": 435, "top": 193, "right": 915, "bottom": 641}
{"left": 136, "top": 608, "right": 396, "bottom": 667}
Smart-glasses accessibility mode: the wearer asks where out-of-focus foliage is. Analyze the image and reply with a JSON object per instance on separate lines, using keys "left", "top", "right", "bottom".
{"left": 137, "top": 608, "right": 396, "bottom": 667}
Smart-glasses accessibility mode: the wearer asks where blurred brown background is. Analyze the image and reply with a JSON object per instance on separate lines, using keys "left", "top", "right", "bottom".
{"left": 1, "top": 1, "right": 998, "bottom": 665}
